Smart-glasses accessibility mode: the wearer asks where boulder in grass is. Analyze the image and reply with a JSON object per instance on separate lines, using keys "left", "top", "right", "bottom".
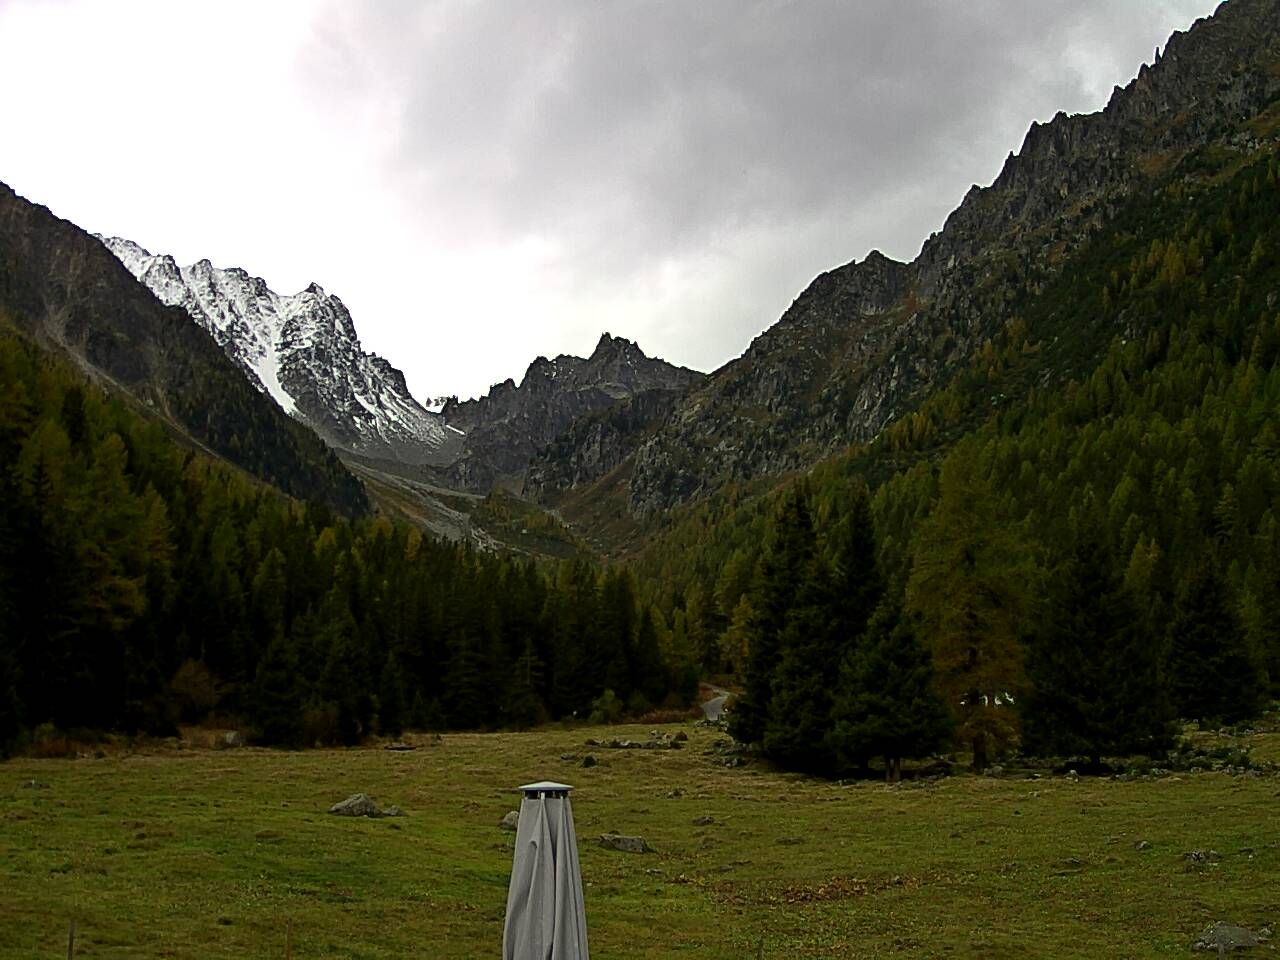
{"left": 599, "top": 834, "right": 651, "bottom": 853}
{"left": 500, "top": 810, "right": 520, "bottom": 832}
{"left": 1193, "top": 922, "right": 1264, "bottom": 953}
{"left": 329, "top": 793, "right": 383, "bottom": 818}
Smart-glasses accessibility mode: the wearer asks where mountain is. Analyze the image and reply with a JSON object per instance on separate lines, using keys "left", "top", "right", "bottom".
{"left": 438, "top": 332, "right": 704, "bottom": 492}
{"left": 99, "top": 238, "right": 457, "bottom": 466}
{"left": 0, "top": 184, "right": 368, "bottom": 515}
{"left": 589, "top": 0, "right": 1280, "bottom": 519}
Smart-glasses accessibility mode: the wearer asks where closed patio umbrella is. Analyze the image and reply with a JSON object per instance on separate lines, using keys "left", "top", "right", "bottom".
{"left": 502, "top": 781, "right": 589, "bottom": 960}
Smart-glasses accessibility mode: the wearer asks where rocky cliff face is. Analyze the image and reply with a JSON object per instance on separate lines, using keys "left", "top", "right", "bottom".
{"left": 439, "top": 333, "right": 703, "bottom": 492}
{"left": 0, "top": 186, "right": 368, "bottom": 515}
{"left": 522, "top": 387, "right": 688, "bottom": 503}
{"left": 100, "top": 238, "right": 455, "bottom": 466}
{"left": 623, "top": 0, "right": 1280, "bottom": 517}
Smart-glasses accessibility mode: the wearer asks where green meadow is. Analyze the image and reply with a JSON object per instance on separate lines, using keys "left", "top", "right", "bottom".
{"left": 2, "top": 723, "right": 1277, "bottom": 959}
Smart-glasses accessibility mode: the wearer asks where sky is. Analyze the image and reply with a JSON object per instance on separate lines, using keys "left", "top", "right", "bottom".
{"left": 0, "top": 0, "right": 1218, "bottom": 402}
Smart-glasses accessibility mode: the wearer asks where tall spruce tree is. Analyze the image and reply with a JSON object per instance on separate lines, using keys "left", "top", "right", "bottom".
{"left": 827, "top": 596, "right": 951, "bottom": 781}
{"left": 762, "top": 547, "right": 836, "bottom": 772}
{"left": 1022, "top": 519, "right": 1173, "bottom": 767}
{"left": 763, "top": 483, "right": 885, "bottom": 774}
{"left": 730, "top": 482, "right": 816, "bottom": 746}
{"left": 1167, "top": 555, "right": 1263, "bottom": 725}
{"left": 249, "top": 628, "right": 304, "bottom": 748}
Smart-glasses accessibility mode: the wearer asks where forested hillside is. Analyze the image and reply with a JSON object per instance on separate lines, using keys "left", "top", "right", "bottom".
{"left": 0, "top": 329, "right": 689, "bottom": 753}
{"left": 639, "top": 131, "right": 1280, "bottom": 774}
{"left": 0, "top": 184, "right": 368, "bottom": 516}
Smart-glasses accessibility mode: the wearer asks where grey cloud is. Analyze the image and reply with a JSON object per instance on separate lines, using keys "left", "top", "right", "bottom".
{"left": 304, "top": 0, "right": 1214, "bottom": 381}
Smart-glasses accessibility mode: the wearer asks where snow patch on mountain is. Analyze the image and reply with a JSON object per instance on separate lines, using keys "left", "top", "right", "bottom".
{"left": 100, "top": 236, "right": 454, "bottom": 464}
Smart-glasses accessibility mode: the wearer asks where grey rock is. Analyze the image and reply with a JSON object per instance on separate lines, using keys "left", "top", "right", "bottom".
{"left": 599, "top": 834, "right": 651, "bottom": 853}
{"left": 328, "top": 793, "right": 383, "bottom": 818}
{"left": 1193, "top": 922, "right": 1263, "bottom": 953}
{"left": 443, "top": 333, "right": 703, "bottom": 495}
{"left": 500, "top": 810, "right": 520, "bottom": 832}
{"left": 1135, "top": 840, "right": 1151, "bottom": 851}
{"left": 381, "top": 805, "right": 406, "bottom": 817}
{"left": 692, "top": 815, "right": 717, "bottom": 826}
{"left": 1184, "top": 849, "right": 1223, "bottom": 864}
{"left": 222, "top": 731, "right": 244, "bottom": 748}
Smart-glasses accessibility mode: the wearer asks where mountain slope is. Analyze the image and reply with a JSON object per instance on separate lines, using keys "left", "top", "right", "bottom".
{"left": 100, "top": 237, "right": 456, "bottom": 466}
{"left": 439, "top": 332, "right": 704, "bottom": 492}
{"left": 618, "top": 0, "right": 1280, "bottom": 518}
{"left": 0, "top": 184, "right": 368, "bottom": 515}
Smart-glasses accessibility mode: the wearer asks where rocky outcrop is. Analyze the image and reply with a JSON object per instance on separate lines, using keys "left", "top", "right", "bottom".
{"left": 624, "top": 0, "right": 1280, "bottom": 516}
{"left": 0, "top": 184, "right": 368, "bottom": 515}
{"left": 440, "top": 333, "right": 703, "bottom": 493}
{"left": 100, "top": 238, "right": 454, "bottom": 467}
{"left": 522, "top": 387, "right": 687, "bottom": 503}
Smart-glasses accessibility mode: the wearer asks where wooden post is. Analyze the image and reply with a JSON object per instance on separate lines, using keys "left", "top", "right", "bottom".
{"left": 66, "top": 919, "right": 75, "bottom": 959}
{"left": 285, "top": 918, "right": 293, "bottom": 960}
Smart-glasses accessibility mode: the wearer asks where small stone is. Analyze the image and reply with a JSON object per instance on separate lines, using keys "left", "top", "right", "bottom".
{"left": 500, "top": 810, "right": 520, "bottom": 832}
{"left": 581, "top": 754, "right": 597, "bottom": 768}
{"left": 599, "top": 834, "right": 651, "bottom": 853}
{"left": 560, "top": 753, "right": 579, "bottom": 762}
{"left": 329, "top": 793, "right": 382, "bottom": 817}
{"left": 1183, "top": 849, "right": 1223, "bottom": 864}
{"left": 1134, "top": 840, "right": 1151, "bottom": 851}
{"left": 382, "top": 805, "right": 405, "bottom": 817}
{"left": 222, "top": 731, "right": 244, "bottom": 748}
{"left": 692, "top": 815, "right": 716, "bottom": 826}
{"left": 1193, "top": 922, "right": 1262, "bottom": 953}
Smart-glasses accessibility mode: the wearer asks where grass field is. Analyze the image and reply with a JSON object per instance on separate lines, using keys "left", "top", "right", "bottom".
{"left": 2, "top": 722, "right": 1278, "bottom": 959}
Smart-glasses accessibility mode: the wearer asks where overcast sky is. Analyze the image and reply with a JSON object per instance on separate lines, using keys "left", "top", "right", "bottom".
{"left": 0, "top": 0, "right": 1217, "bottom": 401}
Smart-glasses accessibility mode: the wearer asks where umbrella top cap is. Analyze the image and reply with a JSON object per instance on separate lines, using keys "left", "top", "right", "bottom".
{"left": 518, "top": 781, "right": 573, "bottom": 797}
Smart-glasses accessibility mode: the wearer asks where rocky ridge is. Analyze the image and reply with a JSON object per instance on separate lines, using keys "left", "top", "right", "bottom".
{"left": 620, "top": 0, "right": 1280, "bottom": 516}
{"left": 0, "top": 185, "right": 368, "bottom": 515}
{"left": 439, "top": 333, "right": 703, "bottom": 493}
{"left": 99, "top": 237, "right": 454, "bottom": 466}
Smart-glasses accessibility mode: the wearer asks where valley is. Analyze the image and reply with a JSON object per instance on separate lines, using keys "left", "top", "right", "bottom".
{"left": 2, "top": 721, "right": 1278, "bottom": 959}
{"left": 2, "top": 2, "right": 1280, "bottom": 956}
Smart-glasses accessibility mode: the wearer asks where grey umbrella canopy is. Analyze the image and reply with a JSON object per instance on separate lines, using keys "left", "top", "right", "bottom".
{"left": 502, "top": 781, "right": 589, "bottom": 960}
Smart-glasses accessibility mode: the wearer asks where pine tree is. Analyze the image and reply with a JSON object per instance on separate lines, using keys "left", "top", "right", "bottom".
{"left": 1022, "top": 523, "right": 1173, "bottom": 767}
{"left": 378, "top": 651, "right": 407, "bottom": 738}
{"left": 249, "top": 628, "right": 304, "bottom": 748}
{"left": 827, "top": 597, "right": 951, "bottom": 781}
{"left": 763, "top": 483, "right": 885, "bottom": 775}
{"left": 1167, "top": 556, "right": 1263, "bottom": 725}
{"left": 730, "top": 483, "right": 816, "bottom": 746}
{"left": 762, "top": 549, "right": 837, "bottom": 773}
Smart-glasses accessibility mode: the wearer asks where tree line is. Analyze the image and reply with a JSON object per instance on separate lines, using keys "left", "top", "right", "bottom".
{"left": 654, "top": 148, "right": 1280, "bottom": 774}
{"left": 0, "top": 329, "right": 689, "bottom": 753}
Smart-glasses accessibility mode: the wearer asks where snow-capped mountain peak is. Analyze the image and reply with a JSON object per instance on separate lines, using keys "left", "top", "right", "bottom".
{"left": 98, "top": 235, "right": 451, "bottom": 463}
